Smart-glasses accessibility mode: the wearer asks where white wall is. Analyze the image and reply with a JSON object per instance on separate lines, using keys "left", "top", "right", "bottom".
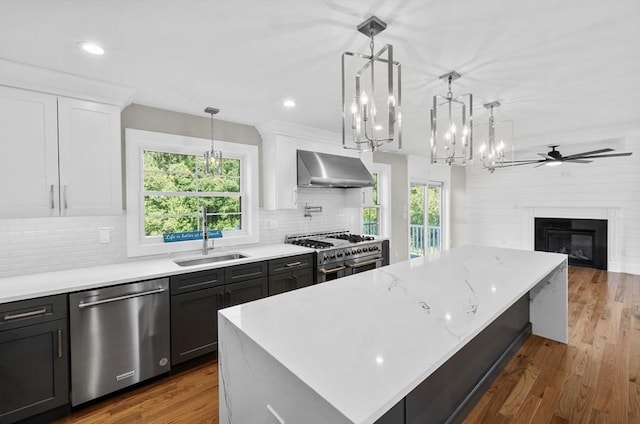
{"left": 0, "top": 215, "right": 129, "bottom": 277}
{"left": 0, "top": 188, "right": 360, "bottom": 278}
{"left": 465, "top": 136, "right": 640, "bottom": 275}
{"left": 259, "top": 188, "right": 360, "bottom": 244}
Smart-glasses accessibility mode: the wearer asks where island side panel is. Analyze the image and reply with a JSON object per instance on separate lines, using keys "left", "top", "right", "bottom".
{"left": 529, "top": 260, "right": 568, "bottom": 343}
{"left": 218, "top": 311, "right": 353, "bottom": 424}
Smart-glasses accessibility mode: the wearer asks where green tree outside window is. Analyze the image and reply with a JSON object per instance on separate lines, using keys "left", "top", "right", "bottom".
{"left": 143, "top": 150, "right": 242, "bottom": 237}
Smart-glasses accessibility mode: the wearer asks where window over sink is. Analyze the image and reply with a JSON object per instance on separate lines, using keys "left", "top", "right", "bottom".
{"left": 361, "top": 163, "right": 390, "bottom": 238}
{"left": 125, "top": 129, "right": 259, "bottom": 257}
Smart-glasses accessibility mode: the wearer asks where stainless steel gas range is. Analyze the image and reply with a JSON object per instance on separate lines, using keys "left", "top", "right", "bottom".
{"left": 285, "top": 230, "right": 388, "bottom": 283}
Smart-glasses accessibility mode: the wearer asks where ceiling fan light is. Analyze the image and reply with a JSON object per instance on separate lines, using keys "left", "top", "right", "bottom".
{"left": 546, "top": 161, "right": 562, "bottom": 167}
{"left": 78, "top": 41, "right": 104, "bottom": 55}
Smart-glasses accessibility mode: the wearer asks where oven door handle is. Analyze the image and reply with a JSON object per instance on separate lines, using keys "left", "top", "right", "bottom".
{"left": 346, "top": 258, "right": 382, "bottom": 268}
{"left": 319, "top": 265, "right": 346, "bottom": 274}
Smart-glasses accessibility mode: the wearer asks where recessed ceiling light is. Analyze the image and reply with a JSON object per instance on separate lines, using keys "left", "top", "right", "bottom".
{"left": 283, "top": 99, "right": 296, "bottom": 108}
{"left": 78, "top": 42, "right": 104, "bottom": 55}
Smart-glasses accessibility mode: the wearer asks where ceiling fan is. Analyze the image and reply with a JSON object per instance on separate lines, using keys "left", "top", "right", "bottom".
{"left": 498, "top": 145, "right": 632, "bottom": 168}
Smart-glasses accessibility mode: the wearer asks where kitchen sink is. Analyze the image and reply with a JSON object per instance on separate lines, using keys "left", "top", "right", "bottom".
{"left": 173, "top": 253, "right": 247, "bottom": 267}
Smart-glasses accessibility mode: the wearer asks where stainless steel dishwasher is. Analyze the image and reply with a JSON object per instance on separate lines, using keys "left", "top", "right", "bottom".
{"left": 69, "top": 278, "right": 170, "bottom": 406}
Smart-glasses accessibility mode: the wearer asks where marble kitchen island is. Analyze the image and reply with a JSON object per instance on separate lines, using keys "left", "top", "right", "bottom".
{"left": 218, "top": 245, "right": 567, "bottom": 424}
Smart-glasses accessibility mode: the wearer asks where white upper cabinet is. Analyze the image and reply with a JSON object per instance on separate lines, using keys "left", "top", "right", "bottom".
{"left": 261, "top": 132, "right": 298, "bottom": 210}
{"left": 0, "top": 86, "right": 59, "bottom": 217}
{"left": 58, "top": 98, "right": 122, "bottom": 216}
{"left": 0, "top": 86, "right": 122, "bottom": 218}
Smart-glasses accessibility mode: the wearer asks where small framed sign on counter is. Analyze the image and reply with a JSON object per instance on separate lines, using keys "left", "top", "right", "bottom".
{"left": 162, "top": 230, "right": 223, "bottom": 243}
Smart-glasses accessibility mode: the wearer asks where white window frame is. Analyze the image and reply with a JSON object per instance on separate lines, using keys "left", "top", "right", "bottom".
{"left": 362, "top": 163, "right": 391, "bottom": 238}
{"left": 125, "top": 128, "right": 259, "bottom": 257}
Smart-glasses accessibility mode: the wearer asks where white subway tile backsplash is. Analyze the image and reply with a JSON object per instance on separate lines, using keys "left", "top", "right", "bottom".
{"left": 0, "top": 187, "right": 361, "bottom": 278}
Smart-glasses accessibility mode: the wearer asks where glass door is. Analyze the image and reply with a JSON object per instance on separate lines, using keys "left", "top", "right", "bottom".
{"left": 427, "top": 183, "right": 442, "bottom": 254}
{"left": 410, "top": 184, "right": 426, "bottom": 258}
{"left": 409, "top": 182, "right": 442, "bottom": 258}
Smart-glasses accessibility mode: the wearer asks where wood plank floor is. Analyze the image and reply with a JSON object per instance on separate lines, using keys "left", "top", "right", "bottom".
{"left": 56, "top": 266, "right": 639, "bottom": 424}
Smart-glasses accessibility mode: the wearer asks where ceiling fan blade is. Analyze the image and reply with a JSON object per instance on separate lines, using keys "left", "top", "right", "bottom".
{"left": 563, "top": 148, "right": 613, "bottom": 159}
{"left": 537, "top": 153, "right": 554, "bottom": 159}
{"left": 534, "top": 162, "right": 548, "bottom": 168}
{"left": 494, "top": 160, "right": 543, "bottom": 168}
{"left": 576, "top": 152, "right": 633, "bottom": 159}
{"left": 563, "top": 159, "right": 593, "bottom": 164}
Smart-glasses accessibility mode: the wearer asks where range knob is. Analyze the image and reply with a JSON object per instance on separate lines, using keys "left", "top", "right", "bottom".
{"left": 337, "top": 252, "right": 343, "bottom": 257}
{"left": 357, "top": 249, "right": 362, "bottom": 254}
{"left": 351, "top": 250, "right": 357, "bottom": 255}
{"left": 323, "top": 255, "right": 329, "bottom": 261}
{"left": 369, "top": 247, "right": 374, "bottom": 251}
{"left": 330, "top": 254, "right": 336, "bottom": 259}
{"left": 345, "top": 251, "right": 350, "bottom": 256}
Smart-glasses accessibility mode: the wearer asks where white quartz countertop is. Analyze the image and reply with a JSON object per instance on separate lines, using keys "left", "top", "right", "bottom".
{"left": 0, "top": 244, "right": 313, "bottom": 303}
{"left": 219, "top": 245, "right": 567, "bottom": 424}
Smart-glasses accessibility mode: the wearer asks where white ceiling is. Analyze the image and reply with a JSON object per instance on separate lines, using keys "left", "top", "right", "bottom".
{"left": 1, "top": 0, "right": 639, "bottom": 156}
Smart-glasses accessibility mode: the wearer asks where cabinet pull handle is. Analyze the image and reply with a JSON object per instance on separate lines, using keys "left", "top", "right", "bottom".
{"left": 3, "top": 308, "right": 47, "bottom": 321}
{"left": 63, "top": 185, "right": 68, "bottom": 209}
{"left": 285, "top": 261, "right": 301, "bottom": 268}
{"left": 293, "top": 189, "right": 297, "bottom": 205}
{"left": 78, "top": 287, "right": 165, "bottom": 308}
{"left": 57, "top": 329, "right": 63, "bottom": 358}
{"left": 50, "top": 185, "right": 55, "bottom": 209}
{"left": 225, "top": 290, "right": 231, "bottom": 305}
{"left": 362, "top": 191, "right": 365, "bottom": 204}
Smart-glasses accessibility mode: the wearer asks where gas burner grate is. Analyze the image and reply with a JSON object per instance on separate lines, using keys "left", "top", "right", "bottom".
{"left": 291, "top": 239, "right": 334, "bottom": 249}
{"left": 332, "top": 234, "right": 375, "bottom": 243}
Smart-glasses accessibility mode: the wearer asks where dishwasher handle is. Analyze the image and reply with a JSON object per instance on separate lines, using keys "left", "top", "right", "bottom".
{"left": 78, "top": 287, "right": 166, "bottom": 309}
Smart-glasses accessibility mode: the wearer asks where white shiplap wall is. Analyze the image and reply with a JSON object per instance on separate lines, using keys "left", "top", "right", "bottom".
{"left": 465, "top": 138, "right": 640, "bottom": 274}
{"left": 0, "top": 188, "right": 359, "bottom": 278}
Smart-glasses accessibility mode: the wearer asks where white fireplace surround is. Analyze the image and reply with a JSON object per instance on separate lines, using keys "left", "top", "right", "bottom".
{"left": 521, "top": 206, "right": 622, "bottom": 273}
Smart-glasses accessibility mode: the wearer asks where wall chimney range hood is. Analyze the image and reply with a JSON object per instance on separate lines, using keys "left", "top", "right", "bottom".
{"left": 297, "top": 150, "right": 374, "bottom": 188}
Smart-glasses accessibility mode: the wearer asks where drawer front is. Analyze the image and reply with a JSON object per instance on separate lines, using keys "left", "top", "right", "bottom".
{"left": 170, "top": 268, "right": 225, "bottom": 295}
{"left": 269, "top": 253, "right": 314, "bottom": 275}
{"left": 225, "top": 261, "right": 268, "bottom": 284}
{"left": 0, "top": 295, "right": 67, "bottom": 331}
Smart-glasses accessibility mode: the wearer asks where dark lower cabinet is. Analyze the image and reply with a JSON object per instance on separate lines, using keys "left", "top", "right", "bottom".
{"left": 374, "top": 399, "right": 405, "bottom": 424}
{"left": 268, "top": 268, "right": 314, "bottom": 295}
{"left": 227, "top": 277, "right": 268, "bottom": 306}
{"left": 170, "top": 263, "right": 269, "bottom": 366}
{"left": 268, "top": 253, "right": 315, "bottom": 295}
{"left": 171, "top": 286, "right": 225, "bottom": 365}
{"left": 0, "top": 295, "right": 68, "bottom": 424}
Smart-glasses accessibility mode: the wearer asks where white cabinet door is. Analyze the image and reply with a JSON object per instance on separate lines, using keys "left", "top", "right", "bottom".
{"left": 275, "top": 136, "right": 297, "bottom": 210}
{"left": 0, "top": 86, "right": 59, "bottom": 217}
{"left": 263, "top": 134, "right": 297, "bottom": 210}
{"left": 57, "top": 98, "right": 122, "bottom": 216}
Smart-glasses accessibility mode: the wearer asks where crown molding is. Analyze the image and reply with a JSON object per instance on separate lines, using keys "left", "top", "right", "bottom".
{"left": 0, "top": 58, "right": 136, "bottom": 108}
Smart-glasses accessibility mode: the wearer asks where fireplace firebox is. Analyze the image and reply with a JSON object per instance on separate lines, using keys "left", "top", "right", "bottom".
{"left": 534, "top": 218, "right": 607, "bottom": 270}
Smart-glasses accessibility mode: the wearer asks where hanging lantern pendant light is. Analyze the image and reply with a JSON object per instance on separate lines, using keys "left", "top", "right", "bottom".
{"left": 204, "top": 107, "right": 222, "bottom": 175}
{"left": 430, "top": 71, "right": 473, "bottom": 165}
{"left": 479, "top": 101, "right": 506, "bottom": 173}
{"left": 342, "top": 15, "right": 402, "bottom": 152}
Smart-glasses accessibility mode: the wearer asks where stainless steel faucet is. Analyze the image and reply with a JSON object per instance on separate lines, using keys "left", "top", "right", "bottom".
{"left": 202, "top": 206, "right": 210, "bottom": 255}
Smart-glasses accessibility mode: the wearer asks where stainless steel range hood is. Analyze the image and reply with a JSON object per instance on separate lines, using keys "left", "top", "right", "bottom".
{"left": 297, "top": 150, "right": 374, "bottom": 188}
